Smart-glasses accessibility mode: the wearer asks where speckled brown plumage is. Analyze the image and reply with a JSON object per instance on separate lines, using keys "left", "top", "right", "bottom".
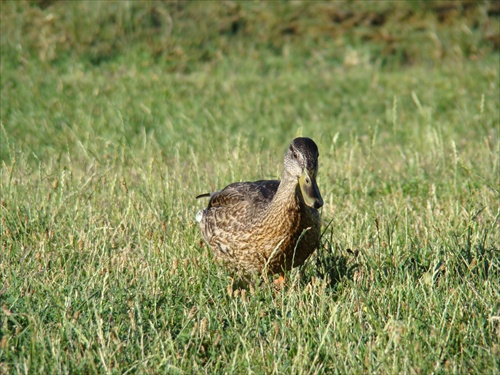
{"left": 196, "top": 137, "right": 323, "bottom": 276}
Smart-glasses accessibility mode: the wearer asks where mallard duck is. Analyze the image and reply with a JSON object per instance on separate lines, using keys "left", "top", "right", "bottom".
{"left": 196, "top": 137, "right": 323, "bottom": 281}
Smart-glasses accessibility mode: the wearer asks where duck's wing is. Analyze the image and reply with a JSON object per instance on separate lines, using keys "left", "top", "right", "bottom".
{"left": 207, "top": 180, "right": 280, "bottom": 209}
{"left": 196, "top": 180, "right": 280, "bottom": 270}
{"left": 196, "top": 179, "right": 280, "bottom": 228}
{"left": 205, "top": 178, "right": 319, "bottom": 273}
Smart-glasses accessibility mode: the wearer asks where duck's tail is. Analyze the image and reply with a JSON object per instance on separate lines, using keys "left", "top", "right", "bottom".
{"left": 196, "top": 193, "right": 211, "bottom": 199}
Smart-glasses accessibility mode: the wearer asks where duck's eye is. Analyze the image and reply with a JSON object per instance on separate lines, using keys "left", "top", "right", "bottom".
{"left": 293, "top": 151, "right": 298, "bottom": 159}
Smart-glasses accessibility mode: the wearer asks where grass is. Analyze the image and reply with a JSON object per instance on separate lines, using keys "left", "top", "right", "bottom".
{"left": 1, "top": 1, "right": 499, "bottom": 374}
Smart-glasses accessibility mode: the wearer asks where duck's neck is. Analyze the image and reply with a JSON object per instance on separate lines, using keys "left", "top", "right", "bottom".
{"left": 268, "top": 172, "right": 302, "bottom": 214}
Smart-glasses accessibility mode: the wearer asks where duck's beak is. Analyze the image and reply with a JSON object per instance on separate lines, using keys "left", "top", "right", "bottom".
{"left": 299, "top": 170, "right": 323, "bottom": 209}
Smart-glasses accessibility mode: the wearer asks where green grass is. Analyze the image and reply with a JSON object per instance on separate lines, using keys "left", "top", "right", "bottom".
{"left": 1, "top": 1, "right": 499, "bottom": 374}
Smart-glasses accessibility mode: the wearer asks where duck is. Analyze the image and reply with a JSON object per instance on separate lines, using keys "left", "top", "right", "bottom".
{"left": 196, "top": 137, "right": 323, "bottom": 283}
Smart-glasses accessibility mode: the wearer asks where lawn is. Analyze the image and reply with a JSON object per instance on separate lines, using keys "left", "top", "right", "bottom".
{"left": 1, "top": 1, "right": 499, "bottom": 374}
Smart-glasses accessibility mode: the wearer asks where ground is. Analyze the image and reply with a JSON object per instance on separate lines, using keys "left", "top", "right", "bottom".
{"left": 1, "top": 1, "right": 499, "bottom": 373}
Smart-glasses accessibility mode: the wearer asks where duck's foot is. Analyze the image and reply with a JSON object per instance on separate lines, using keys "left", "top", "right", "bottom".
{"left": 273, "top": 274, "right": 286, "bottom": 289}
{"left": 233, "top": 276, "right": 251, "bottom": 290}
{"left": 227, "top": 273, "right": 256, "bottom": 296}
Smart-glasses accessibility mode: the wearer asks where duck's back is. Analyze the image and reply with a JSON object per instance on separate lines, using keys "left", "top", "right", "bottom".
{"left": 209, "top": 179, "right": 278, "bottom": 208}
{"left": 198, "top": 180, "right": 279, "bottom": 228}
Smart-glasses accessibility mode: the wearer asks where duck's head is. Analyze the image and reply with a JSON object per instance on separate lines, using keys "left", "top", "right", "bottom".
{"left": 284, "top": 137, "right": 323, "bottom": 209}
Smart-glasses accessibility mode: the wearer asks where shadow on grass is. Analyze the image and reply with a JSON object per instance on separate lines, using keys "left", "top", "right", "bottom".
{"left": 305, "top": 241, "right": 360, "bottom": 290}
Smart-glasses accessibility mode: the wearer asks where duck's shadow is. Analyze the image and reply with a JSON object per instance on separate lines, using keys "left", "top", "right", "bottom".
{"left": 301, "top": 241, "right": 360, "bottom": 289}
